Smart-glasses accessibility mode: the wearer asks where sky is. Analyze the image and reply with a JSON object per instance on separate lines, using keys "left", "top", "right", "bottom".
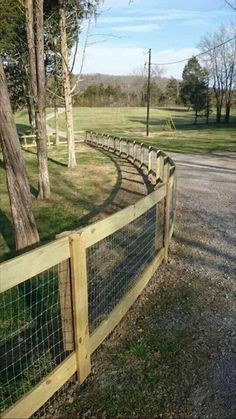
{"left": 73, "top": 0, "right": 235, "bottom": 79}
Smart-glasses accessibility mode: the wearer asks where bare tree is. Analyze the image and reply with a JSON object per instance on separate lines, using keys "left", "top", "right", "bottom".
{"left": 25, "top": 0, "right": 50, "bottom": 199}
{"left": 199, "top": 26, "right": 236, "bottom": 123}
{"left": 224, "top": 0, "right": 236, "bottom": 10}
{"left": 0, "top": 57, "right": 39, "bottom": 250}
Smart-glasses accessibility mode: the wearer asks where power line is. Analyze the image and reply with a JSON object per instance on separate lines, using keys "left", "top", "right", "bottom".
{"left": 151, "top": 35, "right": 236, "bottom": 66}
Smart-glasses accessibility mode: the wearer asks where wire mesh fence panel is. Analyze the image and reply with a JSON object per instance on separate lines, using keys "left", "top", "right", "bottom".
{"left": 0, "top": 262, "right": 74, "bottom": 413}
{"left": 87, "top": 204, "right": 164, "bottom": 332}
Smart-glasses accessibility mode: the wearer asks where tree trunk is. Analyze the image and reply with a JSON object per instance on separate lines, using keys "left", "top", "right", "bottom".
{"left": 59, "top": 0, "right": 77, "bottom": 168}
{"left": 25, "top": 0, "right": 50, "bottom": 199}
{"left": 225, "top": 103, "right": 231, "bottom": 123}
{"left": 24, "top": 63, "right": 36, "bottom": 134}
{"left": 194, "top": 110, "right": 198, "bottom": 124}
{"left": 34, "top": 0, "right": 50, "bottom": 199}
{"left": 54, "top": 101, "right": 59, "bottom": 145}
{"left": 0, "top": 58, "right": 39, "bottom": 251}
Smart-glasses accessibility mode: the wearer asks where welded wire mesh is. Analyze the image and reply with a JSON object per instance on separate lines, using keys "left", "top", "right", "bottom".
{"left": 87, "top": 205, "right": 164, "bottom": 332}
{"left": 0, "top": 262, "right": 74, "bottom": 413}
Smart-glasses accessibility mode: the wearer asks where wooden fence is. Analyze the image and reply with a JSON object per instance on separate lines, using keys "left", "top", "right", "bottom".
{"left": 20, "top": 132, "right": 83, "bottom": 148}
{"left": 0, "top": 132, "right": 176, "bottom": 418}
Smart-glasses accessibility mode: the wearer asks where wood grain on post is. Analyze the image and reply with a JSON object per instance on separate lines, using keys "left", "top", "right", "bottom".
{"left": 58, "top": 260, "right": 74, "bottom": 351}
{"left": 69, "top": 232, "right": 91, "bottom": 384}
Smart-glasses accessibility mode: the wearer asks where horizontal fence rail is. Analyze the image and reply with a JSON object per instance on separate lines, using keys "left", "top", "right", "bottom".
{"left": 0, "top": 131, "right": 176, "bottom": 418}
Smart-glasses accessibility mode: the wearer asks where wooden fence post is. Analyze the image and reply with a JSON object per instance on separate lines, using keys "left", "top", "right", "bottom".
{"left": 58, "top": 260, "right": 74, "bottom": 350}
{"left": 155, "top": 151, "right": 161, "bottom": 184}
{"left": 140, "top": 143, "right": 144, "bottom": 168}
{"left": 69, "top": 232, "right": 91, "bottom": 384}
{"left": 24, "top": 136, "right": 28, "bottom": 150}
{"left": 148, "top": 146, "right": 153, "bottom": 177}
{"left": 163, "top": 163, "right": 171, "bottom": 262}
{"left": 56, "top": 233, "right": 74, "bottom": 351}
{"left": 163, "top": 156, "right": 169, "bottom": 183}
{"left": 119, "top": 137, "right": 122, "bottom": 156}
{"left": 133, "top": 141, "right": 136, "bottom": 164}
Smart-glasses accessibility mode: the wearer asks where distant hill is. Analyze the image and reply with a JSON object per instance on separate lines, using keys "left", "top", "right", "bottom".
{"left": 71, "top": 73, "right": 170, "bottom": 93}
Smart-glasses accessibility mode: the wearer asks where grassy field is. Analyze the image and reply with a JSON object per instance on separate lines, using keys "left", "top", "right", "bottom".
{"left": 45, "top": 106, "right": 236, "bottom": 154}
{"left": 0, "top": 144, "right": 116, "bottom": 261}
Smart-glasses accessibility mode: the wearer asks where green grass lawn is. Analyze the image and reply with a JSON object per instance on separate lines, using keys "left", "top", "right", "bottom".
{"left": 46, "top": 106, "right": 236, "bottom": 154}
{"left": 0, "top": 144, "right": 116, "bottom": 261}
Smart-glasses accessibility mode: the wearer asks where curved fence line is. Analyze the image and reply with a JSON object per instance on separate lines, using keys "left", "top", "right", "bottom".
{"left": 0, "top": 133, "right": 176, "bottom": 418}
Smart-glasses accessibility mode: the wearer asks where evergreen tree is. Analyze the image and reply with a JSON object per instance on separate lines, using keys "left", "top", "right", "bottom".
{"left": 181, "top": 57, "right": 209, "bottom": 123}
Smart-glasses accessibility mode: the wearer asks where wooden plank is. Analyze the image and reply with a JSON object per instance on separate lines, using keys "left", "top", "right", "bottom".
{"left": 90, "top": 248, "right": 164, "bottom": 354}
{"left": 83, "top": 184, "right": 166, "bottom": 248}
{"left": 69, "top": 232, "right": 91, "bottom": 384}
{"left": 0, "top": 237, "right": 70, "bottom": 293}
{"left": 58, "top": 260, "right": 74, "bottom": 351}
{"left": 1, "top": 352, "right": 77, "bottom": 419}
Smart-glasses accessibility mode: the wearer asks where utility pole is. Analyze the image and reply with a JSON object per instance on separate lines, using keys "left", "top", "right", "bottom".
{"left": 146, "top": 48, "right": 151, "bottom": 136}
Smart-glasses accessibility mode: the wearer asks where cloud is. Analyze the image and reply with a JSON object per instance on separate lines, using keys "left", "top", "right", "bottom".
{"left": 73, "top": 45, "right": 199, "bottom": 79}
{"left": 98, "top": 8, "right": 232, "bottom": 25}
{"left": 112, "top": 23, "right": 160, "bottom": 32}
{"left": 182, "top": 19, "right": 209, "bottom": 27}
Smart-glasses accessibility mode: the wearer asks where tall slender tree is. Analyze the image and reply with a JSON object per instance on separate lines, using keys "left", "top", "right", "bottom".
{"left": 59, "top": 0, "right": 76, "bottom": 168}
{"left": 25, "top": 0, "right": 50, "bottom": 199}
{"left": 0, "top": 58, "right": 39, "bottom": 250}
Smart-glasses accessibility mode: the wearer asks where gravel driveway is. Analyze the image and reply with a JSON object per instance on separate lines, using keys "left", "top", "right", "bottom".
{"left": 166, "top": 151, "right": 236, "bottom": 417}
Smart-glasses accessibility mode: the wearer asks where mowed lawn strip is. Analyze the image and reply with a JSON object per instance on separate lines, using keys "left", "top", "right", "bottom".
{"left": 0, "top": 144, "right": 116, "bottom": 261}
{"left": 47, "top": 106, "right": 236, "bottom": 154}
